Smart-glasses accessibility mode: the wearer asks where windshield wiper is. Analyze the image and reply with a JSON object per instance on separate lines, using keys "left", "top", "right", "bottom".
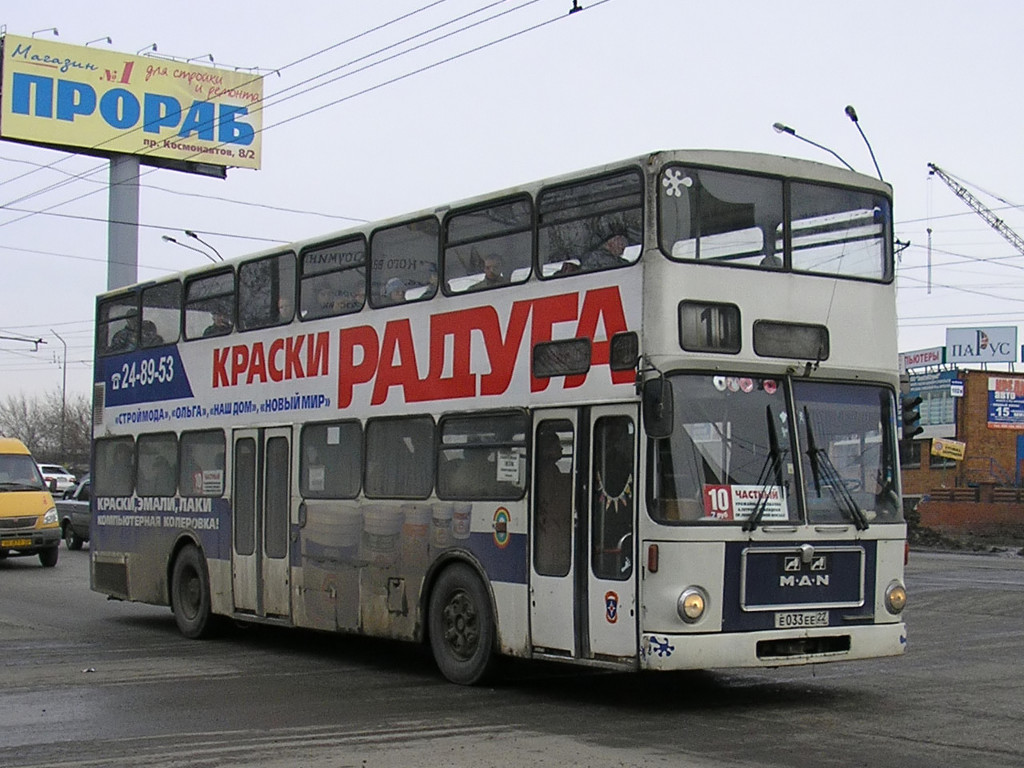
{"left": 0, "top": 481, "right": 43, "bottom": 492}
{"left": 743, "top": 406, "right": 788, "bottom": 532}
{"left": 803, "top": 407, "right": 869, "bottom": 530}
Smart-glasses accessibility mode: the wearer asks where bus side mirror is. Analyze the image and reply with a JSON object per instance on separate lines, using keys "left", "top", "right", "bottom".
{"left": 643, "top": 377, "right": 674, "bottom": 438}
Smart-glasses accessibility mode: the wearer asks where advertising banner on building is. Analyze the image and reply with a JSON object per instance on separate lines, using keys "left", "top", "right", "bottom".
{"left": 898, "top": 346, "right": 944, "bottom": 373}
{"left": 987, "top": 377, "right": 1024, "bottom": 430}
{"left": 1, "top": 34, "right": 262, "bottom": 169}
{"left": 946, "top": 327, "right": 1017, "bottom": 364}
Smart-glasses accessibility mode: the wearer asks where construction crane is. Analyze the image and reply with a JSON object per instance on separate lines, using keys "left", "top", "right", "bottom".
{"left": 927, "top": 163, "right": 1024, "bottom": 258}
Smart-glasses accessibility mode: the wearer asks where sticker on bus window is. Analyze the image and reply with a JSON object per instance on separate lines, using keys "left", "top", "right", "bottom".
{"left": 326, "top": 427, "right": 341, "bottom": 445}
{"left": 201, "top": 470, "right": 224, "bottom": 495}
{"left": 495, "top": 449, "right": 520, "bottom": 483}
{"left": 308, "top": 465, "right": 326, "bottom": 492}
{"left": 702, "top": 484, "right": 788, "bottom": 521}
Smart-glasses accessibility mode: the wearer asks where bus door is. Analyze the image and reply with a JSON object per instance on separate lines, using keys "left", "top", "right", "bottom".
{"left": 231, "top": 427, "right": 292, "bottom": 620}
{"left": 585, "top": 405, "right": 638, "bottom": 660}
{"left": 530, "top": 405, "right": 638, "bottom": 661}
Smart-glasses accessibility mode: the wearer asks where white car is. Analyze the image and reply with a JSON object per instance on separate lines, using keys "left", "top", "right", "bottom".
{"left": 37, "top": 464, "right": 77, "bottom": 494}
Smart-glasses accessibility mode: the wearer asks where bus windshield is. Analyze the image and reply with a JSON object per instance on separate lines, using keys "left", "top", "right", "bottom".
{"left": 647, "top": 374, "right": 901, "bottom": 526}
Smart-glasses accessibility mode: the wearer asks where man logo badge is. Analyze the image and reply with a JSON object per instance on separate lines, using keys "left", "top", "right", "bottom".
{"left": 784, "top": 557, "right": 801, "bottom": 572}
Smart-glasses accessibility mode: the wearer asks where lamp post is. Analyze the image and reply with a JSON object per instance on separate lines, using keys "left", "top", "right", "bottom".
{"left": 844, "top": 105, "right": 884, "bottom": 181}
{"left": 162, "top": 235, "right": 219, "bottom": 264}
{"left": 51, "top": 329, "right": 67, "bottom": 461}
{"left": 184, "top": 230, "right": 223, "bottom": 261}
{"left": 772, "top": 121, "right": 855, "bottom": 172}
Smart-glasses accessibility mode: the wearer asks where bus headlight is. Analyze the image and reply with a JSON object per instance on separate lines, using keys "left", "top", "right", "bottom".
{"left": 677, "top": 587, "right": 709, "bottom": 623}
{"left": 42, "top": 507, "right": 59, "bottom": 526}
{"left": 884, "top": 581, "right": 907, "bottom": 615}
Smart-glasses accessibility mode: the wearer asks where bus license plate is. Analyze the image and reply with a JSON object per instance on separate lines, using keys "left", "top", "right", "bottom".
{"left": 1, "top": 538, "right": 33, "bottom": 548}
{"left": 775, "top": 610, "right": 829, "bottom": 628}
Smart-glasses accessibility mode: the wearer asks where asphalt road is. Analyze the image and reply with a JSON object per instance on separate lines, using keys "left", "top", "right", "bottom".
{"left": 1, "top": 547, "right": 1021, "bottom": 767}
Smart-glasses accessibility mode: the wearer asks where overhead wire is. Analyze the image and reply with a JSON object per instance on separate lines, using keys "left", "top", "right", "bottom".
{"left": 0, "top": 1, "right": 613, "bottom": 364}
{"left": 0, "top": 0, "right": 596, "bottom": 241}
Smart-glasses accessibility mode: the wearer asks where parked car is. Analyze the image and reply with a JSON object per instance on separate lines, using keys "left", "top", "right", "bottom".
{"left": 0, "top": 438, "right": 60, "bottom": 567}
{"left": 57, "top": 476, "right": 91, "bottom": 550}
{"left": 37, "top": 464, "right": 77, "bottom": 494}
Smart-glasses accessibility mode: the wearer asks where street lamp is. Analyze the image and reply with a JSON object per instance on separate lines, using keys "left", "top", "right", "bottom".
{"left": 772, "top": 121, "right": 855, "bottom": 172}
{"left": 162, "top": 234, "right": 219, "bottom": 264}
{"left": 844, "top": 105, "right": 884, "bottom": 181}
{"left": 185, "top": 230, "right": 223, "bottom": 261}
{"left": 31, "top": 27, "right": 59, "bottom": 37}
{"left": 50, "top": 329, "right": 67, "bottom": 461}
{"left": 86, "top": 36, "right": 113, "bottom": 46}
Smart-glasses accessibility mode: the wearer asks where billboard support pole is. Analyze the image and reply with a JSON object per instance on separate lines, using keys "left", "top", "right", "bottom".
{"left": 108, "top": 154, "right": 140, "bottom": 290}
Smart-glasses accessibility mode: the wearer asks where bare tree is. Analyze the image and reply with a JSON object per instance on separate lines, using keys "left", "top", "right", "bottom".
{"left": 0, "top": 389, "right": 91, "bottom": 471}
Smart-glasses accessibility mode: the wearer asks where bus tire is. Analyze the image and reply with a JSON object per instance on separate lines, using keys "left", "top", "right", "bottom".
{"left": 428, "top": 563, "right": 495, "bottom": 685}
{"left": 171, "top": 545, "right": 215, "bottom": 639}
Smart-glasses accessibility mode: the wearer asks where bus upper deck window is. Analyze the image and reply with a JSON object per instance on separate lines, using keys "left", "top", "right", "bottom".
{"left": 369, "top": 218, "right": 439, "bottom": 309}
{"left": 537, "top": 170, "right": 643, "bottom": 279}
{"left": 238, "top": 251, "right": 296, "bottom": 331}
{"left": 300, "top": 237, "right": 366, "bottom": 320}
{"left": 659, "top": 166, "right": 783, "bottom": 268}
{"left": 185, "top": 270, "right": 235, "bottom": 340}
{"left": 98, "top": 294, "right": 139, "bottom": 356}
{"left": 443, "top": 196, "right": 533, "bottom": 294}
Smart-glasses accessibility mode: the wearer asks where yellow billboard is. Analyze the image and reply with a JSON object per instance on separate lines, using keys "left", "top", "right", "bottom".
{"left": 0, "top": 34, "right": 262, "bottom": 170}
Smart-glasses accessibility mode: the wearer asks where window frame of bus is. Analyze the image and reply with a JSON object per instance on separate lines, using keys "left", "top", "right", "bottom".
{"left": 363, "top": 415, "right": 436, "bottom": 499}
{"left": 657, "top": 164, "right": 894, "bottom": 283}
{"left": 140, "top": 280, "right": 181, "bottom": 348}
{"left": 94, "top": 435, "right": 136, "bottom": 497}
{"left": 788, "top": 180, "right": 894, "bottom": 282}
{"left": 299, "top": 235, "right": 367, "bottom": 321}
{"left": 368, "top": 217, "right": 439, "bottom": 309}
{"left": 135, "top": 431, "right": 179, "bottom": 497}
{"left": 299, "top": 419, "right": 362, "bottom": 499}
{"left": 178, "top": 429, "right": 226, "bottom": 497}
{"left": 657, "top": 164, "right": 785, "bottom": 269}
{"left": 237, "top": 250, "right": 297, "bottom": 332}
{"left": 184, "top": 267, "right": 236, "bottom": 341}
{"left": 441, "top": 194, "right": 533, "bottom": 295}
{"left": 537, "top": 168, "right": 644, "bottom": 280}
{"left": 97, "top": 291, "right": 140, "bottom": 356}
{"left": 436, "top": 410, "right": 529, "bottom": 501}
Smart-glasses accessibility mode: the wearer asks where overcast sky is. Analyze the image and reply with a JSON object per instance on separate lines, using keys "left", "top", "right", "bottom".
{"left": 2, "top": 0, "right": 1023, "bottom": 401}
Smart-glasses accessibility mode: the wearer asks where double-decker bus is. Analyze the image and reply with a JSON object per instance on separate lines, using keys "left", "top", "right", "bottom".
{"left": 90, "top": 149, "right": 908, "bottom": 684}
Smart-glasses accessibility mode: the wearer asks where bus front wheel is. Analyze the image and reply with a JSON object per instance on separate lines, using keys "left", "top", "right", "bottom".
{"left": 428, "top": 564, "right": 495, "bottom": 685}
{"left": 171, "top": 545, "right": 215, "bottom": 639}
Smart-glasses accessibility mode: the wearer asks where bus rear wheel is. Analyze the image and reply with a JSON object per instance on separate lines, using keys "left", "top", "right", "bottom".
{"left": 428, "top": 563, "right": 495, "bottom": 685}
{"left": 171, "top": 545, "right": 215, "bottom": 639}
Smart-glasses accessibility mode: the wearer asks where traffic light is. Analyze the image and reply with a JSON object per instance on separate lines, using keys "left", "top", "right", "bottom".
{"left": 901, "top": 395, "right": 924, "bottom": 441}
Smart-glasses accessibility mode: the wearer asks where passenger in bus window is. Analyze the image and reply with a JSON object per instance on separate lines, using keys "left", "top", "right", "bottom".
{"left": 109, "top": 313, "right": 139, "bottom": 352}
{"left": 203, "top": 310, "right": 232, "bottom": 338}
{"left": 277, "top": 295, "right": 294, "bottom": 322}
{"left": 471, "top": 254, "right": 508, "bottom": 290}
{"left": 140, "top": 320, "right": 164, "bottom": 347}
{"left": 384, "top": 278, "right": 407, "bottom": 304}
{"left": 581, "top": 232, "right": 630, "bottom": 270}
